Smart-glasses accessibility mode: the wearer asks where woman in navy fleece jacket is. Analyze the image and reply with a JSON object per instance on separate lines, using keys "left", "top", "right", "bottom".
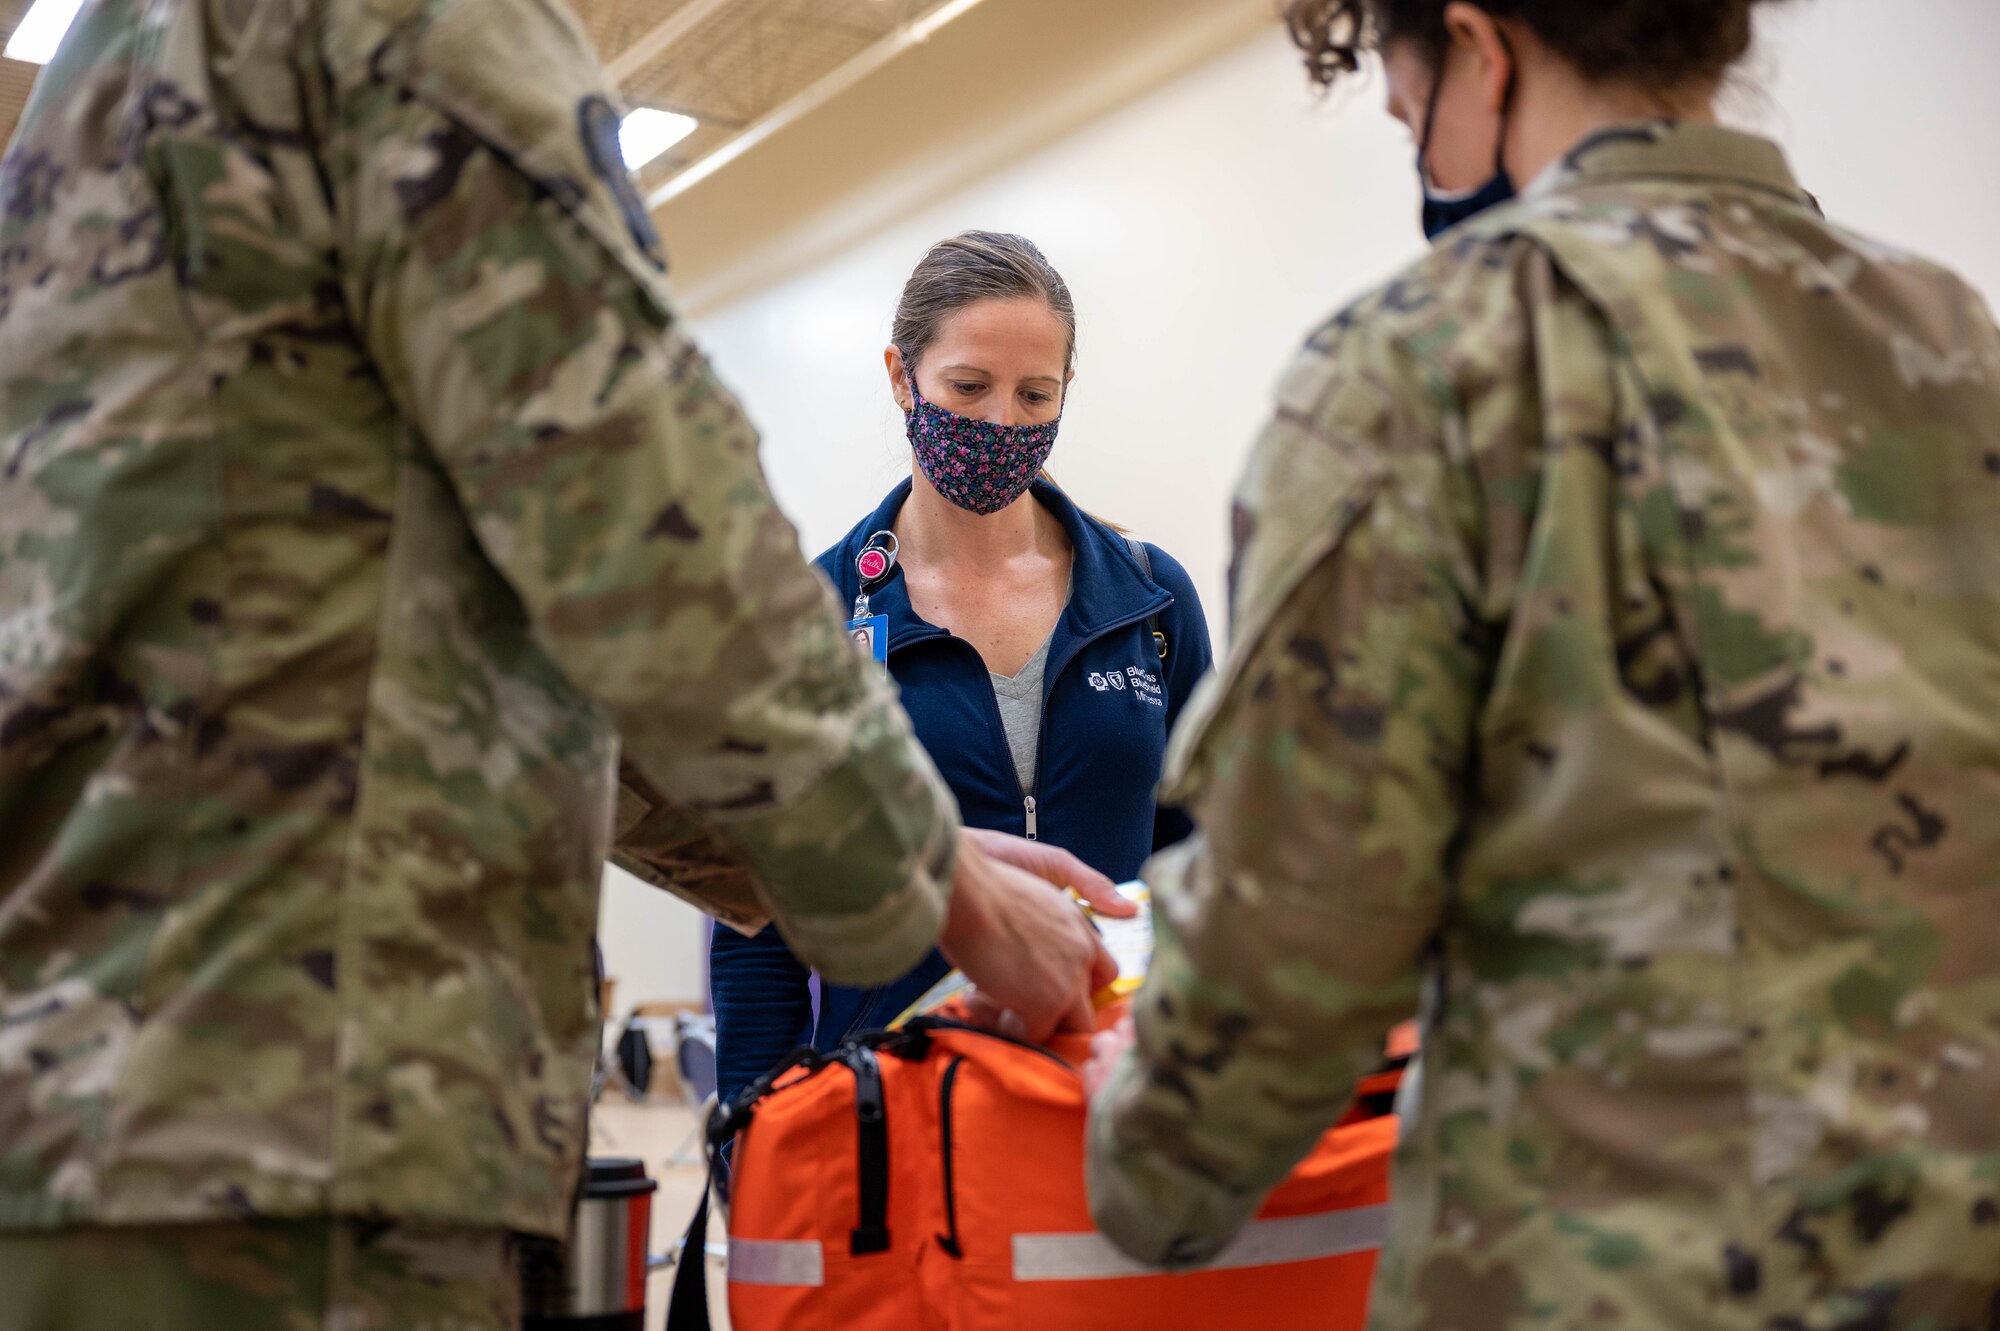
{"left": 709, "top": 233, "right": 1213, "bottom": 1105}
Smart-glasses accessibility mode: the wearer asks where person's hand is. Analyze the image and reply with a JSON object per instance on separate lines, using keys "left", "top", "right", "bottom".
{"left": 939, "top": 830, "right": 1117, "bottom": 1044}
{"left": 961, "top": 828, "right": 1139, "bottom": 920}
{"left": 1084, "top": 1013, "right": 1136, "bottom": 1101}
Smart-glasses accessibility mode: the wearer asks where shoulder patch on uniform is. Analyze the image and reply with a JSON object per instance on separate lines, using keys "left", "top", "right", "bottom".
{"left": 578, "top": 94, "right": 666, "bottom": 272}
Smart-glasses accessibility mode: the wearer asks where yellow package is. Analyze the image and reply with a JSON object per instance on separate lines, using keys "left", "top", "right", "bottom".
{"left": 1088, "top": 881, "right": 1152, "bottom": 999}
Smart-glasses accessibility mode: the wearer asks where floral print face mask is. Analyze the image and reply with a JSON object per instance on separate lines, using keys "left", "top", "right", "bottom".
{"left": 905, "top": 386, "right": 1061, "bottom": 516}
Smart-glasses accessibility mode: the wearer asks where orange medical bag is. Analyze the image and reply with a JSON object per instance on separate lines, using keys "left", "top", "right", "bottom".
{"left": 666, "top": 1004, "right": 1406, "bottom": 1331}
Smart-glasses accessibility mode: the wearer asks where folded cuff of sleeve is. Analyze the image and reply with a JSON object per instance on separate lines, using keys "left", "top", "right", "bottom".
{"left": 715, "top": 728, "right": 960, "bottom": 988}
{"left": 772, "top": 858, "right": 950, "bottom": 988}
{"left": 1084, "top": 1056, "right": 1265, "bottom": 1271}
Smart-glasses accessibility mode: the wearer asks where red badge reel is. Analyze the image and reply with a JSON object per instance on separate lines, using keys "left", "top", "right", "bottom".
{"left": 853, "top": 533, "right": 899, "bottom": 598}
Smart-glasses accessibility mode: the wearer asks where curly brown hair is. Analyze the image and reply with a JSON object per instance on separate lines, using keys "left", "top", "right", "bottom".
{"left": 1283, "top": 0, "right": 1787, "bottom": 92}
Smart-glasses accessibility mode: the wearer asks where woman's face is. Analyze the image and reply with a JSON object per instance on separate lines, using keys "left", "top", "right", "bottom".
{"left": 890, "top": 296, "right": 1071, "bottom": 428}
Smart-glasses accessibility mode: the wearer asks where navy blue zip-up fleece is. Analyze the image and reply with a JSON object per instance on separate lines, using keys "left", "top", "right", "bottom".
{"left": 709, "top": 478, "right": 1213, "bottom": 1104}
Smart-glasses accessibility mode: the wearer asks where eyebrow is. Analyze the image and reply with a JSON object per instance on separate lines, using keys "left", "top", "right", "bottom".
{"left": 939, "top": 363, "right": 1063, "bottom": 386}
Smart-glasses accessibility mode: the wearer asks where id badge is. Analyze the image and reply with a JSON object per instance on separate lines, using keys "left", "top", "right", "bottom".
{"left": 847, "top": 614, "right": 889, "bottom": 665}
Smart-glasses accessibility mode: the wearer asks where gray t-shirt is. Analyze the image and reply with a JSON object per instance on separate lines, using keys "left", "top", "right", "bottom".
{"left": 990, "top": 633, "right": 1054, "bottom": 797}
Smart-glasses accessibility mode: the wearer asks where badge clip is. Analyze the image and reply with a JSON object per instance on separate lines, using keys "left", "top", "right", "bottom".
{"left": 848, "top": 532, "right": 899, "bottom": 665}
{"left": 856, "top": 532, "right": 899, "bottom": 587}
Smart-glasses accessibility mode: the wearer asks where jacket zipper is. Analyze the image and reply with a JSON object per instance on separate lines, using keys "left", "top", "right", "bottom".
{"left": 936, "top": 1055, "right": 967, "bottom": 1257}
{"left": 1016, "top": 600, "right": 1172, "bottom": 848}
{"left": 915, "top": 598, "right": 1171, "bottom": 847}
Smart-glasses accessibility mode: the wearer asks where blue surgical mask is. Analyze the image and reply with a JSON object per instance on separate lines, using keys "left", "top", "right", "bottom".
{"left": 1417, "top": 44, "right": 1517, "bottom": 242}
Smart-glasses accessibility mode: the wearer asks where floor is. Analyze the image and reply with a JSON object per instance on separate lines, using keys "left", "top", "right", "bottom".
{"left": 588, "top": 1095, "right": 733, "bottom": 1331}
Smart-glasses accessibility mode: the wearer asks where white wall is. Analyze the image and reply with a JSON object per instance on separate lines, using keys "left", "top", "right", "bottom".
{"left": 1729, "top": 0, "right": 2000, "bottom": 306}
{"left": 598, "top": 865, "right": 709, "bottom": 1010}
{"left": 598, "top": 0, "right": 2000, "bottom": 1015}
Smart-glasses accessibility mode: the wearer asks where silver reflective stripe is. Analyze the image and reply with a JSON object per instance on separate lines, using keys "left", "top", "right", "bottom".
{"left": 1012, "top": 1205, "right": 1390, "bottom": 1283}
{"left": 728, "top": 1238, "right": 825, "bottom": 1287}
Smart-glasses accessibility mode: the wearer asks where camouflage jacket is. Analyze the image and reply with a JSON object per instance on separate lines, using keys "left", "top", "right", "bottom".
{"left": 0, "top": 0, "right": 958, "bottom": 1234}
{"left": 1089, "top": 123, "right": 2000, "bottom": 1329}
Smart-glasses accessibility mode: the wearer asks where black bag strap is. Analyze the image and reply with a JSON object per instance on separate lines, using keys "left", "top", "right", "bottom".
{"left": 1124, "top": 535, "right": 1169, "bottom": 664}
{"left": 847, "top": 1046, "right": 892, "bottom": 1255}
{"left": 664, "top": 1177, "right": 716, "bottom": 1331}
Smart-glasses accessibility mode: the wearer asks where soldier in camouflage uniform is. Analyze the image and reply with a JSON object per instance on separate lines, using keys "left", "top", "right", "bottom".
{"left": 1087, "top": 2, "right": 2000, "bottom": 1327}
{"left": 0, "top": 0, "right": 1119, "bottom": 1321}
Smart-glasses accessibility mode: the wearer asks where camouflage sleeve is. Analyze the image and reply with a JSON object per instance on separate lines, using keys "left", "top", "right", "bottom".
{"left": 1087, "top": 313, "right": 1484, "bottom": 1266}
{"left": 312, "top": 0, "right": 958, "bottom": 985}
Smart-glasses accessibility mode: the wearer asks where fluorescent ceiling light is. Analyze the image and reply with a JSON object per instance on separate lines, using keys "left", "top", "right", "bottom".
{"left": 5, "top": 0, "right": 85, "bottom": 64}
{"left": 911, "top": 0, "right": 984, "bottom": 41}
{"left": 620, "top": 108, "right": 698, "bottom": 171}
